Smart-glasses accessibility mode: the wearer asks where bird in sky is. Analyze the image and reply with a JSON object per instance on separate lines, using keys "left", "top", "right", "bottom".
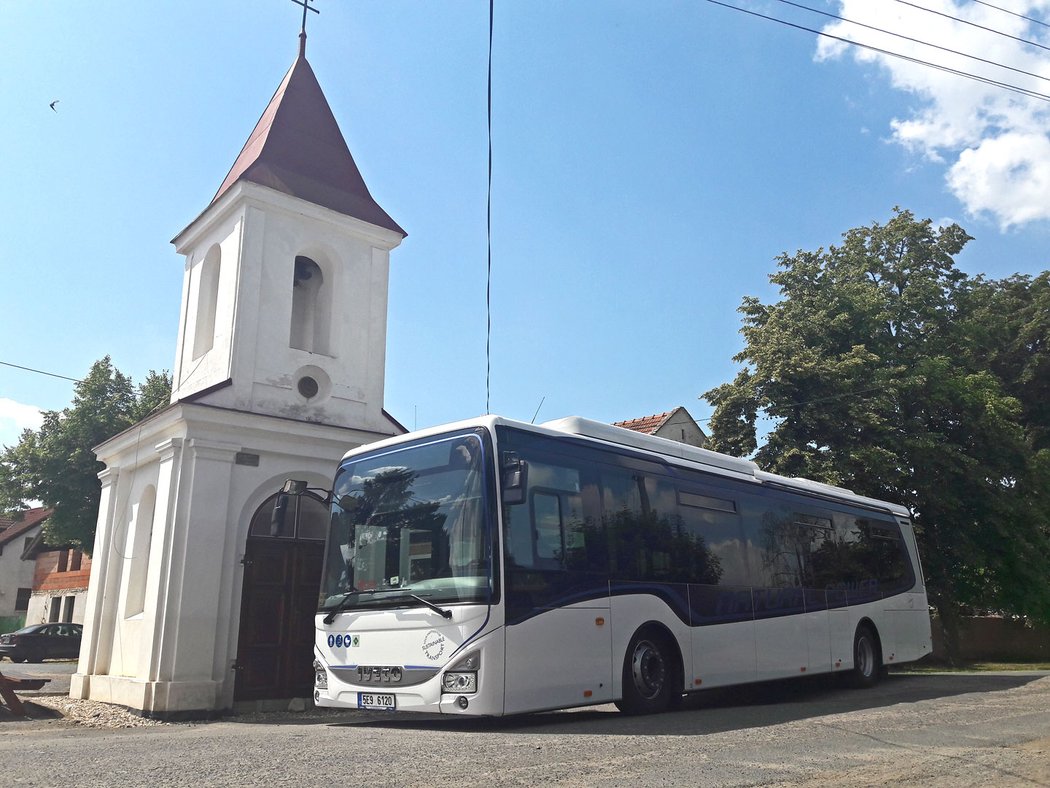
{"left": 49, "top": 100, "right": 59, "bottom": 112}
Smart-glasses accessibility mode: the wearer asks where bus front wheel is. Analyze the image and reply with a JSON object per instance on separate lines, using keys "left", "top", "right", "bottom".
{"left": 850, "top": 624, "right": 882, "bottom": 688}
{"left": 616, "top": 629, "right": 676, "bottom": 715}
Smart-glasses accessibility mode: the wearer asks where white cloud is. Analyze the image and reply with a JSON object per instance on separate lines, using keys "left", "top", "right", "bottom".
{"left": 817, "top": 1, "right": 1050, "bottom": 229}
{"left": 0, "top": 398, "right": 44, "bottom": 449}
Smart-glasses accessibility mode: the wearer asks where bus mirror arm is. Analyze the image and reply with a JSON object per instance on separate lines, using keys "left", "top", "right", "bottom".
{"left": 501, "top": 452, "right": 528, "bottom": 505}
{"left": 280, "top": 479, "right": 333, "bottom": 505}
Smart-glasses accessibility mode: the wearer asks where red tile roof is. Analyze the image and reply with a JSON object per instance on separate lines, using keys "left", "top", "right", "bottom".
{"left": 210, "top": 51, "right": 405, "bottom": 236}
{"left": 0, "top": 507, "right": 52, "bottom": 547}
{"left": 613, "top": 411, "right": 675, "bottom": 435}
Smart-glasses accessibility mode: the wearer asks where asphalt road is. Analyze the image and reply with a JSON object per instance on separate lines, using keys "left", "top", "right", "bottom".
{"left": 2, "top": 671, "right": 1049, "bottom": 787}
{"left": 0, "top": 660, "right": 76, "bottom": 694}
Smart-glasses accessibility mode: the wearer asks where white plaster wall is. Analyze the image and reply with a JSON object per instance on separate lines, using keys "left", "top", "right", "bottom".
{"left": 171, "top": 213, "right": 241, "bottom": 401}
{"left": 73, "top": 402, "right": 400, "bottom": 716}
{"left": 655, "top": 410, "right": 708, "bottom": 448}
{"left": 24, "top": 594, "right": 47, "bottom": 625}
{"left": 171, "top": 184, "right": 402, "bottom": 436}
{"left": 0, "top": 526, "right": 38, "bottom": 619}
{"left": 106, "top": 459, "right": 162, "bottom": 678}
{"left": 24, "top": 590, "right": 89, "bottom": 626}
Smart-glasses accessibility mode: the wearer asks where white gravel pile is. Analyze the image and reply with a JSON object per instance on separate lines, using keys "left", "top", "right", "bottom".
{"left": 26, "top": 695, "right": 169, "bottom": 728}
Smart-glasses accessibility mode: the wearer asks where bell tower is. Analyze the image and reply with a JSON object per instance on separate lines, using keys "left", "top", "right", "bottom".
{"left": 73, "top": 20, "right": 408, "bottom": 717}
{"left": 170, "top": 36, "right": 405, "bottom": 435}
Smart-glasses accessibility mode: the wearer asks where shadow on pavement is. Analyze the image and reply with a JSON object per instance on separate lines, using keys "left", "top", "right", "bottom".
{"left": 0, "top": 700, "right": 64, "bottom": 724}
{"left": 309, "top": 672, "right": 1047, "bottom": 737}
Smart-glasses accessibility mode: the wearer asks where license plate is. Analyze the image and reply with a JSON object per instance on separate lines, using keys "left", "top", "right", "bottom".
{"left": 358, "top": 692, "right": 396, "bottom": 711}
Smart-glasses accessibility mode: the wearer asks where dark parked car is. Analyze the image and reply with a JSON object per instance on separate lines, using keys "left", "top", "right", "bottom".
{"left": 0, "top": 623, "right": 83, "bottom": 663}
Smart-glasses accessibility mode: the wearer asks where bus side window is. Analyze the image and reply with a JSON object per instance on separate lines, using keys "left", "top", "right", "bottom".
{"left": 793, "top": 514, "right": 833, "bottom": 588}
{"left": 503, "top": 458, "right": 585, "bottom": 572}
{"left": 532, "top": 491, "right": 563, "bottom": 565}
{"left": 602, "top": 470, "right": 647, "bottom": 580}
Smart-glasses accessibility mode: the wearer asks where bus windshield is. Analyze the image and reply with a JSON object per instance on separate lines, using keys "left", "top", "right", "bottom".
{"left": 319, "top": 431, "right": 492, "bottom": 613}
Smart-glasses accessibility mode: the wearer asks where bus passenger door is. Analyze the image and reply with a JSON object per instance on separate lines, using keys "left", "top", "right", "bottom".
{"left": 502, "top": 473, "right": 612, "bottom": 714}
{"left": 504, "top": 573, "right": 611, "bottom": 714}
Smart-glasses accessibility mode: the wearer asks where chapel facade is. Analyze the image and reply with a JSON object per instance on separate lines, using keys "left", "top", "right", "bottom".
{"left": 71, "top": 30, "right": 406, "bottom": 717}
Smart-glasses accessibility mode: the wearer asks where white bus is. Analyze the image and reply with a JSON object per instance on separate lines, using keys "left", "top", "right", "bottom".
{"left": 305, "top": 415, "right": 931, "bottom": 716}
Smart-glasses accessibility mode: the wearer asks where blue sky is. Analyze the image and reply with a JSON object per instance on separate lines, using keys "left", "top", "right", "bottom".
{"left": 2, "top": 0, "right": 1048, "bottom": 450}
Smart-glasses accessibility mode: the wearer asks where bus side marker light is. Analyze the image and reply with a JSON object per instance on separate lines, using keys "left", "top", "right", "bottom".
{"left": 595, "top": 617, "right": 605, "bottom": 626}
{"left": 800, "top": 667, "right": 806, "bottom": 673}
{"left": 694, "top": 679, "right": 702, "bottom": 686}
{"left": 583, "top": 690, "right": 593, "bottom": 698}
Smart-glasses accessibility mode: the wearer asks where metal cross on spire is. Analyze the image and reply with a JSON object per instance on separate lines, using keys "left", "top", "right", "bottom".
{"left": 291, "top": 0, "right": 319, "bottom": 56}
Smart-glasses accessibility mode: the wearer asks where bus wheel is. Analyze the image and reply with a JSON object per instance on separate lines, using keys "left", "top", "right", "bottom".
{"left": 616, "top": 629, "right": 674, "bottom": 715}
{"left": 850, "top": 624, "right": 881, "bottom": 689}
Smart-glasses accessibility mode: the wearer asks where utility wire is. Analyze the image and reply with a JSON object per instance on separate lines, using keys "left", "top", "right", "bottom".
{"left": 972, "top": 0, "right": 1050, "bottom": 31}
{"left": 895, "top": 0, "right": 1050, "bottom": 53}
{"left": 704, "top": 0, "right": 1050, "bottom": 102}
{"left": 697, "top": 384, "right": 892, "bottom": 424}
{"left": 775, "top": 0, "right": 1050, "bottom": 86}
{"left": 486, "top": 0, "right": 494, "bottom": 416}
{"left": 0, "top": 360, "right": 80, "bottom": 383}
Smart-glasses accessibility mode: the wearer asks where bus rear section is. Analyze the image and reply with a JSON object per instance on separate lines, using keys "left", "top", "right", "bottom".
{"left": 496, "top": 418, "right": 931, "bottom": 714}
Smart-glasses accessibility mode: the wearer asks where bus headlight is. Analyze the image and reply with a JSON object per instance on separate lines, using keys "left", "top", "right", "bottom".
{"left": 441, "top": 651, "right": 480, "bottom": 694}
{"left": 313, "top": 659, "right": 328, "bottom": 690}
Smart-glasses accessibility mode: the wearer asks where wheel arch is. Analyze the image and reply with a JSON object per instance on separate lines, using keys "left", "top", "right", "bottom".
{"left": 628, "top": 620, "right": 686, "bottom": 694}
{"left": 855, "top": 617, "right": 884, "bottom": 664}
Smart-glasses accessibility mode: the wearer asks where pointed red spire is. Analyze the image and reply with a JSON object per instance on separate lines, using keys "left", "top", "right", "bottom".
{"left": 210, "top": 53, "right": 404, "bottom": 236}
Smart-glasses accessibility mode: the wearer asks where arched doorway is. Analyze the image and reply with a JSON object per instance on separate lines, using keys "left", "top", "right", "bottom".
{"left": 234, "top": 492, "right": 328, "bottom": 701}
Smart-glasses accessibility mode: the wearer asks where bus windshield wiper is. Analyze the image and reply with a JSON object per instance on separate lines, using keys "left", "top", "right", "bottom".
{"left": 403, "top": 593, "right": 453, "bottom": 620}
{"left": 322, "top": 587, "right": 363, "bottom": 624}
{"left": 322, "top": 587, "right": 452, "bottom": 623}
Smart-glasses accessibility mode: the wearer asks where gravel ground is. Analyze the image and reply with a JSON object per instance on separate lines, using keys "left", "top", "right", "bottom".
{"left": 20, "top": 695, "right": 171, "bottom": 728}
{"left": 2, "top": 674, "right": 1049, "bottom": 787}
{"left": 17, "top": 694, "right": 352, "bottom": 729}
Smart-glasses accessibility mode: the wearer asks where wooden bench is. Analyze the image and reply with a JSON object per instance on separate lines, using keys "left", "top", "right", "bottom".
{"left": 0, "top": 671, "right": 51, "bottom": 717}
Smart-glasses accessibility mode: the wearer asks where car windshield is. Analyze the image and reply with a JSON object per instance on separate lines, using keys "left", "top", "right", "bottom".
{"left": 319, "top": 431, "right": 494, "bottom": 612}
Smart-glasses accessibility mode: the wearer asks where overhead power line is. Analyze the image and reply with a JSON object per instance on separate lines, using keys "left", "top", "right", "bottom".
{"left": 486, "top": 0, "right": 494, "bottom": 415}
{"left": 0, "top": 360, "right": 80, "bottom": 383}
{"left": 698, "top": 384, "right": 891, "bottom": 424}
{"left": 775, "top": 0, "right": 1050, "bottom": 86}
{"left": 704, "top": 0, "right": 1050, "bottom": 102}
{"left": 972, "top": 0, "right": 1050, "bottom": 31}
{"left": 895, "top": 0, "right": 1050, "bottom": 54}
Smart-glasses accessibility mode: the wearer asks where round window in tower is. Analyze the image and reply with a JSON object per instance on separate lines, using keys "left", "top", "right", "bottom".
{"left": 297, "top": 376, "right": 319, "bottom": 399}
{"left": 293, "top": 365, "right": 331, "bottom": 404}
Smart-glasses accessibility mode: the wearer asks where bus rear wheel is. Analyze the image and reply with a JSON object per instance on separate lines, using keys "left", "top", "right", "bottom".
{"left": 616, "top": 629, "right": 675, "bottom": 715}
{"left": 850, "top": 624, "right": 881, "bottom": 688}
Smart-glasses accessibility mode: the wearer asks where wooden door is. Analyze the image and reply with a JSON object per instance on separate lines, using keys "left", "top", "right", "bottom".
{"left": 235, "top": 493, "right": 326, "bottom": 701}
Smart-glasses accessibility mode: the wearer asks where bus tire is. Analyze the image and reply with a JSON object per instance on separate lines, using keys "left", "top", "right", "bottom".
{"left": 850, "top": 624, "right": 881, "bottom": 689}
{"left": 615, "top": 628, "right": 676, "bottom": 715}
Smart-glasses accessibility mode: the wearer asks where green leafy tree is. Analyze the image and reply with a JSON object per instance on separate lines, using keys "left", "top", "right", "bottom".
{"left": 0, "top": 357, "right": 172, "bottom": 552}
{"left": 963, "top": 272, "right": 1050, "bottom": 452}
{"left": 704, "top": 209, "right": 1050, "bottom": 657}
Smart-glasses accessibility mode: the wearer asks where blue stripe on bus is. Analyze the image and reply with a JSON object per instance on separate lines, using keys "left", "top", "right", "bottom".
{"left": 506, "top": 578, "right": 904, "bottom": 628}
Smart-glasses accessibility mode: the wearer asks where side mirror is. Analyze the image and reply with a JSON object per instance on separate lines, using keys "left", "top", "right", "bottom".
{"left": 501, "top": 451, "right": 528, "bottom": 505}
{"left": 274, "top": 479, "right": 334, "bottom": 529}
